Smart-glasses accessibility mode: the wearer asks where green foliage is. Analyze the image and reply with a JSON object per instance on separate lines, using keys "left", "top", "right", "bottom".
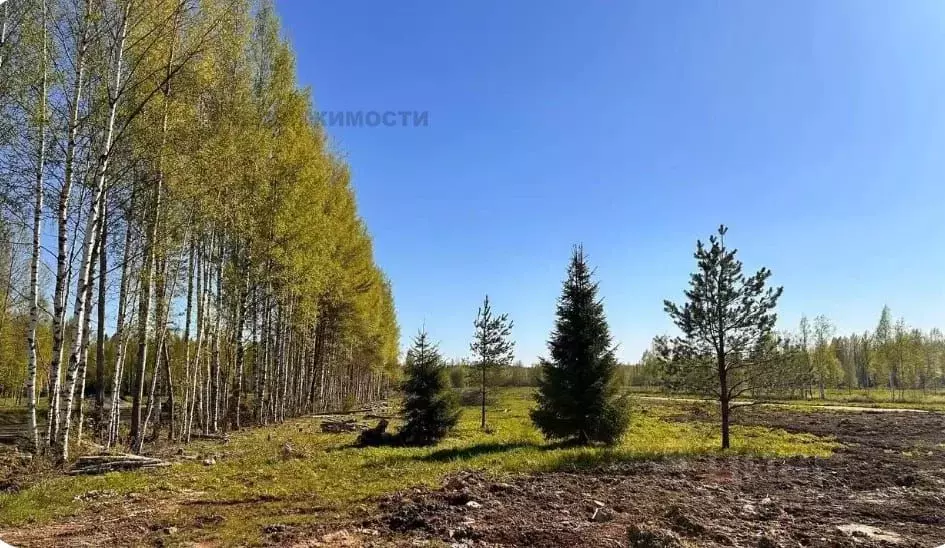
{"left": 470, "top": 296, "right": 515, "bottom": 370}
{"left": 399, "top": 330, "right": 460, "bottom": 446}
{"left": 470, "top": 294, "right": 514, "bottom": 427}
{"left": 447, "top": 364, "right": 467, "bottom": 389}
{"left": 662, "top": 226, "right": 784, "bottom": 394}
{"left": 531, "top": 246, "right": 630, "bottom": 444}
{"left": 811, "top": 315, "right": 840, "bottom": 397}
{"left": 662, "top": 225, "right": 783, "bottom": 449}
{"left": 446, "top": 361, "right": 542, "bottom": 389}
{"left": 871, "top": 306, "right": 894, "bottom": 386}
{"left": 459, "top": 387, "right": 498, "bottom": 406}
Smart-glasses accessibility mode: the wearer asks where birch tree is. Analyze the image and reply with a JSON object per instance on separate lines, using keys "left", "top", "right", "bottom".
{"left": 10, "top": 0, "right": 400, "bottom": 459}
{"left": 25, "top": 0, "right": 50, "bottom": 452}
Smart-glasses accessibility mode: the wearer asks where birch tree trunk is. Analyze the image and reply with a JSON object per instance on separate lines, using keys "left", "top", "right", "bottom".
{"left": 186, "top": 241, "right": 209, "bottom": 442}
{"left": 231, "top": 269, "right": 248, "bottom": 429}
{"left": 210, "top": 243, "right": 222, "bottom": 432}
{"left": 140, "top": 254, "right": 181, "bottom": 448}
{"left": 162, "top": 342, "right": 174, "bottom": 440}
{"left": 25, "top": 0, "right": 48, "bottom": 453}
{"left": 56, "top": 1, "right": 131, "bottom": 461}
{"left": 106, "top": 209, "right": 135, "bottom": 449}
{"left": 178, "top": 239, "right": 194, "bottom": 440}
{"left": 139, "top": 259, "right": 166, "bottom": 449}
{"left": 48, "top": 0, "right": 92, "bottom": 447}
{"left": 56, "top": 191, "right": 105, "bottom": 459}
{"left": 94, "top": 197, "right": 108, "bottom": 430}
{"left": 75, "top": 229, "right": 102, "bottom": 446}
{"left": 130, "top": 190, "right": 157, "bottom": 449}
{"left": 259, "top": 283, "right": 271, "bottom": 424}
{"left": 0, "top": 2, "right": 7, "bottom": 71}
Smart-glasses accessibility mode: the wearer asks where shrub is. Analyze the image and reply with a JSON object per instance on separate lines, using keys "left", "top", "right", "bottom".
{"left": 458, "top": 388, "right": 498, "bottom": 407}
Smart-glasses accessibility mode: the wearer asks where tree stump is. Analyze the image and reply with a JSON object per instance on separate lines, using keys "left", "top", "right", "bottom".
{"left": 356, "top": 419, "right": 392, "bottom": 447}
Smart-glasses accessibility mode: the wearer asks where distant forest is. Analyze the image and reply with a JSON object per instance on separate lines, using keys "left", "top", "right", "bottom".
{"left": 442, "top": 304, "right": 945, "bottom": 402}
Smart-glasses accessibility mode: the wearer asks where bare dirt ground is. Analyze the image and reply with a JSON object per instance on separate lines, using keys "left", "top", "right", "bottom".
{"left": 295, "top": 409, "right": 945, "bottom": 547}
{"left": 3, "top": 408, "right": 943, "bottom": 547}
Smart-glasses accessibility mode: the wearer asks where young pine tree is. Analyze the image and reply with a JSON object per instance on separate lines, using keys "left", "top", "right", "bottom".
{"left": 470, "top": 295, "right": 515, "bottom": 429}
{"left": 399, "top": 329, "right": 460, "bottom": 446}
{"left": 531, "top": 246, "right": 630, "bottom": 445}
{"left": 662, "top": 225, "right": 783, "bottom": 449}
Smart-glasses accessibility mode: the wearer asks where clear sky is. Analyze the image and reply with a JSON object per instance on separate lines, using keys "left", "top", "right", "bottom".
{"left": 275, "top": 0, "right": 945, "bottom": 363}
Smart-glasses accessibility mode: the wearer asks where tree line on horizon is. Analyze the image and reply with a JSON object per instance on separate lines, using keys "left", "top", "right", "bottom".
{"left": 0, "top": 0, "right": 399, "bottom": 460}
{"left": 637, "top": 306, "right": 945, "bottom": 401}
{"left": 443, "top": 299, "right": 945, "bottom": 406}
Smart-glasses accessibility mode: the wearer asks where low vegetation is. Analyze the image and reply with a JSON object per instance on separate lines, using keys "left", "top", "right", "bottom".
{"left": 0, "top": 388, "right": 836, "bottom": 545}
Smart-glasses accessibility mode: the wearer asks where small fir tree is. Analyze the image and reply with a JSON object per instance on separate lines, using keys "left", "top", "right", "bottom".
{"left": 399, "top": 329, "right": 460, "bottom": 446}
{"left": 531, "top": 246, "right": 630, "bottom": 444}
{"left": 470, "top": 295, "right": 515, "bottom": 429}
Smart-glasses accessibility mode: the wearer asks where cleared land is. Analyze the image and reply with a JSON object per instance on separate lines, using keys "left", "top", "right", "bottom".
{"left": 0, "top": 389, "right": 942, "bottom": 547}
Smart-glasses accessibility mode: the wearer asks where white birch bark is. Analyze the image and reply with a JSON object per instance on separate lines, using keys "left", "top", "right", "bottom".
{"left": 209, "top": 239, "right": 222, "bottom": 432}
{"left": 74, "top": 228, "right": 101, "bottom": 446}
{"left": 56, "top": 1, "right": 131, "bottom": 460}
{"left": 179, "top": 239, "right": 194, "bottom": 440}
{"left": 0, "top": 1, "right": 7, "bottom": 71}
{"left": 25, "top": 0, "right": 48, "bottom": 453}
{"left": 140, "top": 256, "right": 181, "bottom": 448}
{"left": 48, "top": 0, "right": 92, "bottom": 447}
{"left": 106, "top": 211, "right": 135, "bottom": 449}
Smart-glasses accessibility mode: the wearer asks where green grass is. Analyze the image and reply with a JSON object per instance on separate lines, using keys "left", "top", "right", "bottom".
{"left": 0, "top": 398, "right": 45, "bottom": 409}
{"left": 809, "top": 388, "right": 945, "bottom": 407}
{"left": 0, "top": 388, "right": 837, "bottom": 545}
{"left": 761, "top": 389, "right": 945, "bottom": 412}
{"left": 628, "top": 386, "right": 945, "bottom": 412}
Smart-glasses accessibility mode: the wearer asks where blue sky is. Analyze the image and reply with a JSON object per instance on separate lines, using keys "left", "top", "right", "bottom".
{"left": 275, "top": 0, "right": 945, "bottom": 363}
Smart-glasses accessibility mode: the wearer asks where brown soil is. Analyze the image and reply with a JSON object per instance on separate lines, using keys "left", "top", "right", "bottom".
{"left": 325, "top": 408, "right": 945, "bottom": 547}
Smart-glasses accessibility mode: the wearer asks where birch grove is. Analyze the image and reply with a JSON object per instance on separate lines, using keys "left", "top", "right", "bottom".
{"left": 0, "top": 0, "right": 401, "bottom": 460}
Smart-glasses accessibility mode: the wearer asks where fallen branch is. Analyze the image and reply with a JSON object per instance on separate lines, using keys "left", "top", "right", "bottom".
{"left": 188, "top": 432, "right": 229, "bottom": 441}
{"left": 320, "top": 419, "right": 363, "bottom": 433}
{"left": 74, "top": 454, "right": 159, "bottom": 464}
{"left": 69, "top": 454, "right": 170, "bottom": 475}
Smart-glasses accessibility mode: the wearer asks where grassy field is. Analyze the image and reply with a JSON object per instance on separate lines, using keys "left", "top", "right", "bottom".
{"left": 800, "top": 388, "right": 945, "bottom": 408}
{"left": 0, "top": 388, "right": 837, "bottom": 545}
{"left": 627, "top": 385, "right": 945, "bottom": 411}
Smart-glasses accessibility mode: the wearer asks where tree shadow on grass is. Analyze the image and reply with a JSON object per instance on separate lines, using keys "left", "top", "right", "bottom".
{"left": 353, "top": 440, "right": 539, "bottom": 468}
{"left": 412, "top": 437, "right": 638, "bottom": 463}
{"left": 378, "top": 437, "right": 645, "bottom": 466}
{"left": 418, "top": 441, "right": 537, "bottom": 462}
{"left": 540, "top": 448, "right": 679, "bottom": 472}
